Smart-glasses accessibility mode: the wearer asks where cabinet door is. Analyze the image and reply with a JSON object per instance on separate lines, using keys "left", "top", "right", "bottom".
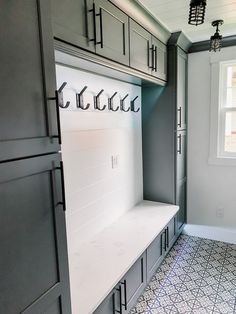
{"left": 122, "top": 253, "right": 146, "bottom": 313}
{"left": 93, "top": 287, "right": 120, "bottom": 314}
{"left": 130, "top": 20, "right": 152, "bottom": 74}
{"left": 176, "top": 48, "right": 187, "bottom": 130}
{"left": 0, "top": 154, "right": 71, "bottom": 314}
{"left": 0, "top": 0, "right": 60, "bottom": 162}
{"left": 167, "top": 217, "right": 177, "bottom": 249}
{"left": 176, "top": 130, "right": 187, "bottom": 182}
{"left": 152, "top": 37, "right": 167, "bottom": 81}
{"left": 146, "top": 233, "right": 164, "bottom": 282}
{"left": 95, "top": 0, "right": 129, "bottom": 65}
{"left": 176, "top": 179, "right": 187, "bottom": 231}
{"left": 51, "top": 0, "right": 95, "bottom": 52}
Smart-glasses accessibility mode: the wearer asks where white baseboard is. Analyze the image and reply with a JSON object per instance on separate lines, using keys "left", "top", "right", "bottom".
{"left": 183, "top": 224, "right": 236, "bottom": 245}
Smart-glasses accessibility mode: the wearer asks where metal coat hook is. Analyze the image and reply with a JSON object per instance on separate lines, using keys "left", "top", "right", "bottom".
{"left": 76, "top": 86, "right": 90, "bottom": 110}
{"left": 131, "top": 96, "right": 140, "bottom": 113}
{"left": 120, "top": 94, "right": 130, "bottom": 112}
{"left": 49, "top": 82, "right": 70, "bottom": 109}
{"left": 94, "top": 89, "right": 106, "bottom": 111}
{"left": 108, "top": 92, "right": 119, "bottom": 112}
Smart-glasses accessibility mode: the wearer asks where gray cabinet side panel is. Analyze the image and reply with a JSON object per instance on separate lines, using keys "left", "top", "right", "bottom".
{"left": 142, "top": 84, "right": 176, "bottom": 202}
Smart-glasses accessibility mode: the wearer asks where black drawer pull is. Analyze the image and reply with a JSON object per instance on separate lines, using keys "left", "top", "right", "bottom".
{"left": 120, "top": 280, "right": 127, "bottom": 310}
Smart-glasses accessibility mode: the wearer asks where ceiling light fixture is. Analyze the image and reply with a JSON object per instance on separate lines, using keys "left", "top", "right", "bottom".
{"left": 188, "top": 0, "right": 207, "bottom": 26}
{"left": 209, "top": 20, "right": 224, "bottom": 52}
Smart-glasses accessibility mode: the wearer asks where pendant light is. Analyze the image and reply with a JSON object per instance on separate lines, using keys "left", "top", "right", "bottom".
{"left": 209, "top": 20, "right": 224, "bottom": 52}
{"left": 188, "top": 0, "right": 207, "bottom": 26}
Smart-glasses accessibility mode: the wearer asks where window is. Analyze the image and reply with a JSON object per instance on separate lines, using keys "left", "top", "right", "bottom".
{"left": 219, "top": 62, "right": 236, "bottom": 157}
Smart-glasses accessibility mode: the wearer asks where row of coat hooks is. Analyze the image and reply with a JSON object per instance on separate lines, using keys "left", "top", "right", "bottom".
{"left": 57, "top": 82, "right": 140, "bottom": 113}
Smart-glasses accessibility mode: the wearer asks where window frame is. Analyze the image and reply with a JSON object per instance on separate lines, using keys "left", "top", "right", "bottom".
{"left": 218, "top": 61, "right": 236, "bottom": 158}
{"left": 209, "top": 52, "right": 236, "bottom": 166}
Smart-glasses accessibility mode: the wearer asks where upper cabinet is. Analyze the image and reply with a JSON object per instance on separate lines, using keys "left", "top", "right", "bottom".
{"left": 0, "top": 0, "right": 60, "bottom": 162}
{"left": 177, "top": 48, "right": 187, "bottom": 130}
{"left": 51, "top": 0, "right": 168, "bottom": 82}
{"left": 129, "top": 19, "right": 152, "bottom": 75}
{"left": 51, "top": 0, "right": 129, "bottom": 65}
{"left": 51, "top": 0, "right": 95, "bottom": 52}
{"left": 151, "top": 37, "right": 167, "bottom": 81}
{"left": 129, "top": 20, "right": 167, "bottom": 81}
{"left": 94, "top": 0, "right": 129, "bottom": 65}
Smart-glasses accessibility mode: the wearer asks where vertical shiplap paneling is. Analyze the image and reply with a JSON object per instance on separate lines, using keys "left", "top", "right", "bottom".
{"left": 56, "top": 65, "right": 143, "bottom": 249}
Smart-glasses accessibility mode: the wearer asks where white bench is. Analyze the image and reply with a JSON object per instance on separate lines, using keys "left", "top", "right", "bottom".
{"left": 68, "top": 200, "right": 179, "bottom": 314}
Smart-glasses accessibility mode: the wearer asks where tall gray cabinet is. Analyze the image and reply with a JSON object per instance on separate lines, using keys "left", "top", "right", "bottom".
{"left": 0, "top": 1, "right": 71, "bottom": 313}
{"left": 142, "top": 32, "right": 190, "bottom": 233}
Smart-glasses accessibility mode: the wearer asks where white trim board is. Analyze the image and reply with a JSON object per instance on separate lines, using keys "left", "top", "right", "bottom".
{"left": 183, "top": 224, "right": 236, "bottom": 245}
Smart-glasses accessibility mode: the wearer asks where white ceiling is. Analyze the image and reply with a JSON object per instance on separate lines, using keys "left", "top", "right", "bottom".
{"left": 138, "top": 0, "right": 236, "bottom": 42}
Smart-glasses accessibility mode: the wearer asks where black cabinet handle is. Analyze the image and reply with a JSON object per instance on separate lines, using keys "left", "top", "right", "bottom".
{"left": 120, "top": 280, "right": 127, "bottom": 310}
{"left": 96, "top": 8, "right": 103, "bottom": 48}
{"left": 56, "top": 161, "right": 66, "bottom": 211}
{"left": 89, "top": 3, "right": 97, "bottom": 44}
{"left": 114, "top": 286, "right": 122, "bottom": 314}
{"left": 177, "top": 134, "right": 182, "bottom": 154}
{"left": 154, "top": 46, "right": 157, "bottom": 72}
{"left": 177, "top": 107, "right": 182, "bottom": 128}
{"left": 160, "top": 233, "right": 163, "bottom": 255}
{"left": 148, "top": 44, "right": 154, "bottom": 70}
{"left": 49, "top": 82, "right": 70, "bottom": 144}
{"left": 166, "top": 227, "right": 169, "bottom": 249}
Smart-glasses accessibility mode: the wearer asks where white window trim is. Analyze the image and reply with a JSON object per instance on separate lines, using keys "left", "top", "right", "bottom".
{"left": 209, "top": 50, "right": 236, "bottom": 166}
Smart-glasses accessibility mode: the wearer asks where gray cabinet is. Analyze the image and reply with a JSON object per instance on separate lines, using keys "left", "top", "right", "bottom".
{"left": 130, "top": 19, "right": 152, "bottom": 74}
{"left": 51, "top": 0, "right": 129, "bottom": 65}
{"left": 95, "top": 0, "right": 129, "bottom": 65}
{"left": 176, "top": 179, "right": 187, "bottom": 231}
{"left": 167, "top": 217, "right": 177, "bottom": 248}
{"left": 177, "top": 48, "right": 187, "bottom": 130}
{"left": 151, "top": 37, "right": 167, "bottom": 81}
{"left": 94, "top": 254, "right": 146, "bottom": 314}
{"left": 0, "top": 154, "right": 71, "bottom": 314}
{"left": 142, "top": 33, "right": 189, "bottom": 232}
{"left": 51, "top": 0, "right": 95, "bottom": 52}
{"left": 146, "top": 233, "right": 163, "bottom": 282}
{"left": 122, "top": 253, "right": 146, "bottom": 313}
{"left": 0, "top": 0, "right": 60, "bottom": 162}
{"left": 93, "top": 286, "right": 120, "bottom": 314}
{"left": 176, "top": 130, "right": 187, "bottom": 183}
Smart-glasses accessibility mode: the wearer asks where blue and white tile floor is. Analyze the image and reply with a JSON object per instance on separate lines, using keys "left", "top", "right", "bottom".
{"left": 131, "top": 235, "right": 236, "bottom": 314}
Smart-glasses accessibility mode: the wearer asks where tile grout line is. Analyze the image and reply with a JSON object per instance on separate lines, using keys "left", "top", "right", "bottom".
{"left": 189, "top": 239, "right": 216, "bottom": 314}
{"left": 211, "top": 242, "right": 229, "bottom": 314}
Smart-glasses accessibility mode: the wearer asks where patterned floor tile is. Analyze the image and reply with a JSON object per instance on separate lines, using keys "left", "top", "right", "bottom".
{"left": 130, "top": 235, "right": 236, "bottom": 314}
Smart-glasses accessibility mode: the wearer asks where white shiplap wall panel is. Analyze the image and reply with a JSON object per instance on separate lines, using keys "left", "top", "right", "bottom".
{"left": 56, "top": 65, "right": 143, "bottom": 249}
